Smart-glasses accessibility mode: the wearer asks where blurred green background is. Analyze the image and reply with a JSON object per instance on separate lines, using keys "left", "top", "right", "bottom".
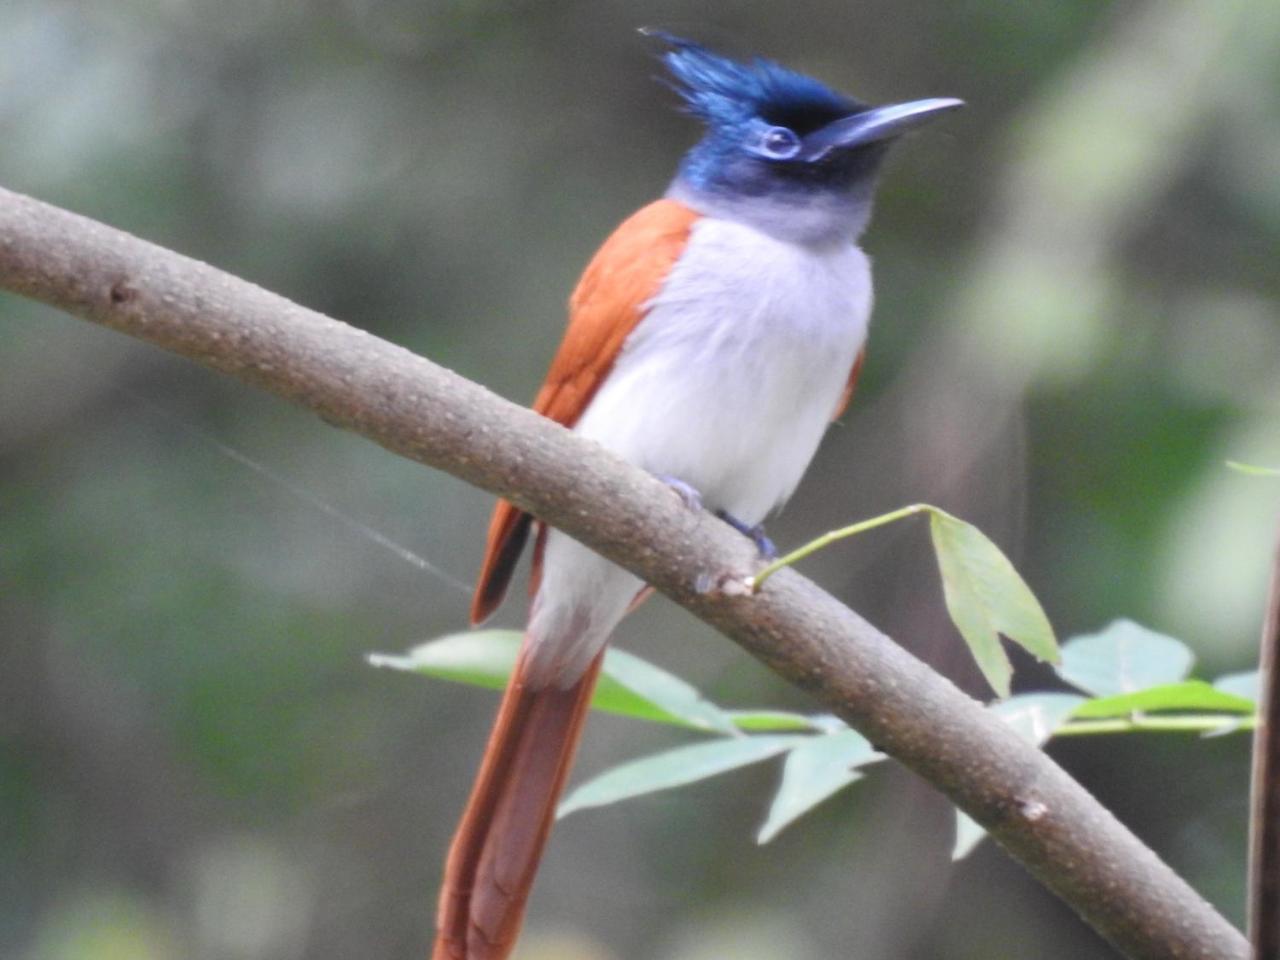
{"left": 2, "top": 1, "right": 1278, "bottom": 958}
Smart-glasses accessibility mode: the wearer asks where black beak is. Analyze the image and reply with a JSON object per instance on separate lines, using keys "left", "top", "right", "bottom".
{"left": 800, "top": 97, "right": 964, "bottom": 161}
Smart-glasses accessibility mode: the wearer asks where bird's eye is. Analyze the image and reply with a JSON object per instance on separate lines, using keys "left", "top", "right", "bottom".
{"left": 756, "top": 126, "right": 801, "bottom": 160}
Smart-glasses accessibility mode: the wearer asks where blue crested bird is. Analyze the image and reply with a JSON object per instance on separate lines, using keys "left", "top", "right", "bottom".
{"left": 434, "top": 34, "right": 961, "bottom": 960}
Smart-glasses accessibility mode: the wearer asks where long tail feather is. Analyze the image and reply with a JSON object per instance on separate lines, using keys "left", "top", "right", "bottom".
{"left": 432, "top": 641, "right": 605, "bottom": 960}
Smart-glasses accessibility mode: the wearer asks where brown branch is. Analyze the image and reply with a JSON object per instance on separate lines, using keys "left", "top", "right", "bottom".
{"left": 0, "top": 184, "right": 1248, "bottom": 960}
{"left": 1250, "top": 518, "right": 1280, "bottom": 956}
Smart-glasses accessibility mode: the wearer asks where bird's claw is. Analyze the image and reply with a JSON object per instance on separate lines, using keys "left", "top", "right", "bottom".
{"left": 715, "top": 510, "right": 779, "bottom": 560}
{"left": 657, "top": 474, "right": 704, "bottom": 512}
{"left": 654, "top": 478, "right": 776, "bottom": 562}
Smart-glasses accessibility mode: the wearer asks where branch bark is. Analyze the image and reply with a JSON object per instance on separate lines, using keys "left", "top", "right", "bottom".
{"left": 0, "top": 184, "right": 1248, "bottom": 960}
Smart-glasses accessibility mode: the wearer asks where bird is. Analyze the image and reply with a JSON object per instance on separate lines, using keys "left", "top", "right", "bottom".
{"left": 432, "top": 33, "right": 961, "bottom": 960}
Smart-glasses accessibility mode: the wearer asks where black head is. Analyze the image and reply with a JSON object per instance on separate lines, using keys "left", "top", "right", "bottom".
{"left": 652, "top": 34, "right": 962, "bottom": 240}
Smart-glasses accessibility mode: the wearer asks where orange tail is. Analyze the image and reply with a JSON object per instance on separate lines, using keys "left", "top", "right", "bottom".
{"left": 432, "top": 641, "right": 605, "bottom": 960}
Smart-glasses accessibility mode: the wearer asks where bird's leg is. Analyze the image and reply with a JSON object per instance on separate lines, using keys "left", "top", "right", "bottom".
{"left": 715, "top": 510, "right": 779, "bottom": 560}
{"left": 656, "top": 474, "right": 704, "bottom": 512}
{"left": 655, "top": 476, "right": 776, "bottom": 560}
{"left": 653, "top": 477, "right": 756, "bottom": 599}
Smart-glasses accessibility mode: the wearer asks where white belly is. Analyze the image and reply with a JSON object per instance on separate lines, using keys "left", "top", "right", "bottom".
{"left": 527, "top": 216, "right": 872, "bottom": 685}
{"left": 574, "top": 216, "right": 872, "bottom": 524}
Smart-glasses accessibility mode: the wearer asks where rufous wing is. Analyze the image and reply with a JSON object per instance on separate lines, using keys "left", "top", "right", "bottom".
{"left": 831, "top": 347, "right": 867, "bottom": 422}
{"left": 470, "top": 199, "right": 700, "bottom": 624}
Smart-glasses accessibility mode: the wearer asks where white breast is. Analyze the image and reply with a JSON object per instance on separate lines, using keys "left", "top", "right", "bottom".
{"left": 573, "top": 216, "right": 872, "bottom": 525}
{"left": 527, "top": 216, "right": 872, "bottom": 684}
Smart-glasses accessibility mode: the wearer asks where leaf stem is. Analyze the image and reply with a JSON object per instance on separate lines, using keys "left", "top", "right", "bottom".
{"left": 1226, "top": 460, "right": 1280, "bottom": 478}
{"left": 1056, "top": 714, "right": 1256, "bottom": 736}
{"left": 751, "top": 503, "right": 932, "bottom": 591}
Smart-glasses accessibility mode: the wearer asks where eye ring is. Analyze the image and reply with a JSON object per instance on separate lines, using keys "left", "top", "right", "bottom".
{"left": 755, "top": 126, "right": 801, "bottom": 160}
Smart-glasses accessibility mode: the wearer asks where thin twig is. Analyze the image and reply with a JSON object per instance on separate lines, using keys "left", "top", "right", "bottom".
{"left": 750, "top": 503, "right": 930, "bottom": 589}
{"left": 0, "top": 184, "right": 1249, "bottom": 960}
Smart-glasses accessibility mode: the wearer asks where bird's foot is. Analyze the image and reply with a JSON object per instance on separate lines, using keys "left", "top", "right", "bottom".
{"left": 715, "top": 510, "right": 778, "bottom": 560}
{"left": 656, "top": 474, "right": 704, "bottom": 512}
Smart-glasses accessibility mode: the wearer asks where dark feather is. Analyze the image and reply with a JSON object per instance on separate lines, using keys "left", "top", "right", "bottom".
{"left": 654, "top": 33, "right": 859, "bottom": 132}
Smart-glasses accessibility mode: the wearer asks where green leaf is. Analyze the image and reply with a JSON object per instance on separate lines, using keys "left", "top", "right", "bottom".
{"left": 558, "top": 736, "right": 801, "bottom": 817}
{"left": 757, "top": 731, "right": 883, "bottom": 843}
{"left": 1072, "top": 681, "right": 1256, "bottom": 718}
{"left": 953, "top": 693, "right": 1082, "bottom": 860}
{"left": 953, "top": 812, "right": 989, "bottom": 862}
{"left": 1215, "top": 670, "right": 1261, "bottom": 702}
{"left": 991, "top": 692, "right": 1089, "bottom": 741}
{"left": 1226, "top": 460, "right": 1280, "bottom": 477}
{"left": 750, "top": 503, "right": 1057, "bottom": 699}
{"left": 725, "top": 710, "right": 822, "bottom": 732}
{"left": 369, "top": 631, "right": 737, "bottom": 733}
{"left": 928, "top": 509, "right": 1059, "bottom": 698}
{"left": 368, "top": 629, "right": 523, "bottom": 689}
{"left": 1055, "top": 620, "right": 1193, "bottom": 697}
{"left": 603, "top": 647, "right": 739, "bottom": 734}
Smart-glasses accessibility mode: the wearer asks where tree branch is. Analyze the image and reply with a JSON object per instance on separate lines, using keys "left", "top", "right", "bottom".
{"left": 0, "top": 185, "right": 1247, "bottom": 960}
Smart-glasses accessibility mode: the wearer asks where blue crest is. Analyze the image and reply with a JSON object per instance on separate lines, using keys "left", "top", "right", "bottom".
{"left": 655, "top": 34, "right": 859, "bottom": 133}
{"left": 647, "top": 33, "right": 963, "bottom": 241}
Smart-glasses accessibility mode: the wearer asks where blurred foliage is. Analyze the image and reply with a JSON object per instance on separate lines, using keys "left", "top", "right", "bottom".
{"left": 1, "top": 1, "right": 1277, "bottom": 958}
{"left": 382, "top": 623, "right": 1258, "bottom": 863}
